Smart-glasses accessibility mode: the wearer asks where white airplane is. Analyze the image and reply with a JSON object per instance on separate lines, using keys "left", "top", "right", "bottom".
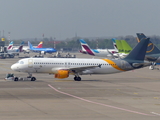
{"left": 11, "top": 38, "right": 151, "bottom": 81}
{"left": 17, "top": 41, "right": 43, "bottom": 54}
{"left": 6, "top": 41, "right": 25, "bottom": 56}
{"left": 79, "top": 39, "right": 118, "bottom": 58}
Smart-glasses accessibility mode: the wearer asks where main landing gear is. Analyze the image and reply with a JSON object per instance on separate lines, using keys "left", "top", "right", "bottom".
{"left": 74, "top": 74, "right": 81, "bottom": 81}
{"left": 149, "top": 62, "right": 158, "bottom": 70}
{"left": 72, "top": 70, "right": 82, "bottom": 81}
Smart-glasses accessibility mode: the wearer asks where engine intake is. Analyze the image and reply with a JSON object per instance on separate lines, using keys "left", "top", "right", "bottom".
{"left": 55, "top": 70, "right": 69, "bottom": 79}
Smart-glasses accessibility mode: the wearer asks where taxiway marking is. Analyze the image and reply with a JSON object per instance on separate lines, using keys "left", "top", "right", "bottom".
{"left": 48, "top": 84, "right": 156, "bottom": 116}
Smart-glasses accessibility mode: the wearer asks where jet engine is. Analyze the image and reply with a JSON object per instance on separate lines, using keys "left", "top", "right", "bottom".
{"left": 40, "top": 51, "right": 45, "bottom": 54}
{"left": 54, "top": 70, "right": 69, "bottom": 79}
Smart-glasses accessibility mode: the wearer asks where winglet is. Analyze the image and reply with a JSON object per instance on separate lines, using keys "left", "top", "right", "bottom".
{"left": 98, "top": 64, "right": 102, "bottom": 68}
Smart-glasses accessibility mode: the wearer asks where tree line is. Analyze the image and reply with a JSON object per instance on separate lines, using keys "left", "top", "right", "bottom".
{"left": 4, "top": 35, "right": 160, "bottom": 52}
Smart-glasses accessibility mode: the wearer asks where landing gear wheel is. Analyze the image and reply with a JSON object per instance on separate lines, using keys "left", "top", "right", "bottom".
{"left": 74, "top": 76, "right": 81, "bottom": 81}
{"left": 149, "top": 65, "right": 154, "bottom": 70}
{"left": 14, "top": 77, "right": 19, "bottom": 81}
{"left": 77, "top": 77, "right": 81, "bottom": 81}
{"left": 31, "top": 77, "right": 36, "bottom": 81}
{"left": 74, "top": 76, "right": 77, "bottom": 81}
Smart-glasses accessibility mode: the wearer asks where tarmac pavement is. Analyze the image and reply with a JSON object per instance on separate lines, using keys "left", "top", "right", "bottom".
{"left": 0, "top": 52, "right": 160, "bottom": 120}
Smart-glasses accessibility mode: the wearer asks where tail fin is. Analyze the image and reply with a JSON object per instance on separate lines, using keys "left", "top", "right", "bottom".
{"left": 7, "top": 41, "right": 13, "bottom": 50}
{"left": 79, "top": 39, "right": 95, "bottom": 55}
{"left": 121, "top": 40, "right": 132, "bottom": 54}
{"left": 115, "top": 40, "right": 124, "bottom": 53}
{"left": 16, "top": 41, "right": 24, "bottom": 52}
{"left": 123, "top": 38, "right": 149, "bottom": 61}
{"left": 136, "top": 33, "right": 147, "bottom": 42}
{"left": 28, "top": 41, "right": 34, "bottom": 49}
{"left": 36, "top": 41, "right": 43, "bottom": 48}
{"left": 112, "top": 38, "right": 118, "bottom": 50}
{"left": 136, "top": 33, "right": 160, "bottom": 55}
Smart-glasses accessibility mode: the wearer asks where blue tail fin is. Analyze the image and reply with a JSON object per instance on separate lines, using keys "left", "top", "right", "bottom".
{"left": 136, "top": 33, "right": 160, "bottom": 55}
{"left": 123, "top": 38, "right": 149, "bottom": 61}
{"left": 28, "top": 41, "right": 33, "bottom": 49}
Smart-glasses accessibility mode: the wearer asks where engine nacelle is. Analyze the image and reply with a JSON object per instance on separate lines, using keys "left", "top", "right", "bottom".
{"left": 54, "top": 70, "right": 69, "bottom": 79}
{"left": 41, "top": 51, "right": 45, "bottom": 54}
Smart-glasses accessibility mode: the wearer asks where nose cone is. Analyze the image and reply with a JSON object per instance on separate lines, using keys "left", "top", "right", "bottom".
{"left": 11, "top": 64, "right": 17, "bottom": 71}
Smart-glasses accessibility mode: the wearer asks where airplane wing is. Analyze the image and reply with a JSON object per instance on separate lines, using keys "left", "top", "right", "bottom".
{"left": 69, "top": 64, "right": 101, "bottom": 73}
{"left": 53, "top": 64, "right": 102, "bottom": 73}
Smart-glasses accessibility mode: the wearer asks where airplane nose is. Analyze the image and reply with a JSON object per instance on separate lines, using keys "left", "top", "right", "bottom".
{"left": 11, "top": 64, "right": 16, "bottom": 71}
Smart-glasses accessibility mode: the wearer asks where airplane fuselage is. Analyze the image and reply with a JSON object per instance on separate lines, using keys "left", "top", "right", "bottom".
{"left": 11, "top": 58, "right": 149, "bottom": 76}
{"left": 30, "top": 48, "right": 57, "bottom": 53}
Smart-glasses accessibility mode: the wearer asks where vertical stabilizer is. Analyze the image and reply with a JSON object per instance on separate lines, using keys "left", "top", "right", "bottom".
{"left": 112, "top": 38, "right": 118, "bottom": 50}
{"left": 123, "top": 38, "right": 149, "bottom": 61}
{"left": 36, "top": 41, "right": 43, "bottom": 48}
{"left": 115, "top": 40, "right": 123, "bottom": 53}
{"left": 121, "top": 40, "right": 132, "bottom": 54}
{"left": 28, "top": 41, "right": 34, "bottom": 50}
{"left": 17, "top": 41, "right": 24, "bottom": 52}
{"left": 136, "top": 33, "right": 160, "bottom": 55}
{"left": 7, "top": 41, "right": 13, "bottom": 50}
{"left": 79, "top": 39, "right": 95, "bottom": 55}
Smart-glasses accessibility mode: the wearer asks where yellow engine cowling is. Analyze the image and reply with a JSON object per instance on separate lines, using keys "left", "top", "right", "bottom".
{"left": 54, "top": 70, "right": 69, "bottom": 79}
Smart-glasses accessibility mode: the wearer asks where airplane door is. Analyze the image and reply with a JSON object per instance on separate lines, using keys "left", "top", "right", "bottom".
{"left": 28, "top": 59, "right": 33, "bottom": 68}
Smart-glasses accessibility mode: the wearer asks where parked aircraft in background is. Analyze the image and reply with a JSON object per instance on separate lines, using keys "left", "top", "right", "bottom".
{"left": 28, "top": 41, "right": 57, "bottom": 54}
{"left": 114, "top": 40, "right": 132, "bottom": 58}
{"left": 137, "top": 33, "right": 160, "bottom": 70}
{"left": 7, "top": 41, "right": 24, "bottom": 56}
{"left": 22, "top": 41, "right": 43, "bottom": 54}
{"left": 7, "top": 41, "right": 14, "bottom": 50}
{"left": 111, "top": 38, "right": 118, "bottom": 50}
{"left": 11, "top": 38, "right": 151, "bottom": 81}
{"left": 79, "top": 39, "right": 118, "bottom": 58}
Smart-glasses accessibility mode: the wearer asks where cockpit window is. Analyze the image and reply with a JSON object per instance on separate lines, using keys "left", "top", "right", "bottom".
{"left": 19, "top": 61, "right": 24, "bottom": 64}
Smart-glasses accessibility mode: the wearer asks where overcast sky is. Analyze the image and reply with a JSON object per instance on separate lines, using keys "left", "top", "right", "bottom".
{"left": 0, "top": 0, "right": 160, "bottom": 40}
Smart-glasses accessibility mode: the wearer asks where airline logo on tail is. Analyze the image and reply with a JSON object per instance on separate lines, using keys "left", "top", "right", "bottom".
{"left": 7, "top": 41, "right": 13, "bottom": 50}
{"left": 112, "top": 38, "right": 118, "bottom": 50}
{"left": 79, "top": 39, "right": 95, "bottom": 55}
{"left": 16, "top": 41, "right": 24, "bottom": 52}
{"left": 36, "top": 41, "right": 43, "bottom": 48}
{"left": 136, "top": 33, "right": 158, "bottom": 54}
